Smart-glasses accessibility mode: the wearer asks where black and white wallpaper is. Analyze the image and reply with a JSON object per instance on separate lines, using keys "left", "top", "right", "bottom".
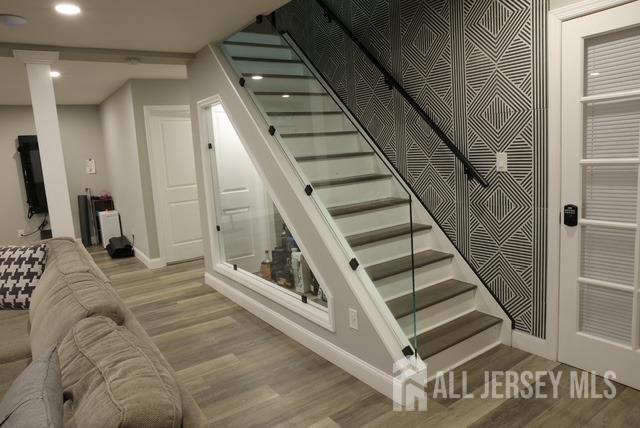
{"left": 275, "top": 0, "right": 548, "bottom": 337}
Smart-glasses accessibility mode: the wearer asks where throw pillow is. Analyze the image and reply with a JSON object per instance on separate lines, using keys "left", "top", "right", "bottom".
{"left": 0, "top": 345, "right": 63, "bottom": 428}
{"left": 0, "top": 244, "right": 47, "bottom": 309}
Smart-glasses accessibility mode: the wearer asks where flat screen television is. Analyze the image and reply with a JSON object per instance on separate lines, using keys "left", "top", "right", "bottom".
{"left": 17, "top": 135, "right": 48, "bottom": 217}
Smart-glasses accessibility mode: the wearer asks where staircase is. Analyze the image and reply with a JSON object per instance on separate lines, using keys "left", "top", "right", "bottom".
{"left": 221, "top": 27, "right": 510, "bottom": 373}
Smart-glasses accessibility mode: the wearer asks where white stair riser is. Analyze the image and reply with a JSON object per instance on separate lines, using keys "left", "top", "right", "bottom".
{"left": 297, "top": 155, "right": 378, "bottom": 181}
{"left": 353, "top": 228, "right": 432, "bottom": 266}
{"left": 268, "top": 114, "right": 354, "bottom": 134}
{"left": 226, "top": 32, "right": 286, "bottom": 46}
{"left": 375, "top": 259, "right": 453, "bottom": 301}
{"left": 315, "top": 178, "right": 395, "bottom": 207}
{"left": 246, "top": 77, "right": 325, "bottom": 93}
{"left": 223, "top": 44, "right": 297, "bottom": 61}
{"left": 234, "top": 61, "right": 311, "bottom": 77}
{"left": 282, "top": 135, "right": 367, "bottom": 157}
{"left": 425, "top": 324, "right": 502, "bottom": 377}
{"left": 398, "top": 289, "right": 476, "bottom": 337}
{"left": 334, "top": 204, "right": 410, "bottom": 236}
{"left": 256, "top": 95, "right": 338, "bottom": 112}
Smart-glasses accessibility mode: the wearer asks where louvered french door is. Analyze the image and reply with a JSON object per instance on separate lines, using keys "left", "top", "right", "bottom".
{"left": 559, "top": 1, "right": 640, "bottom": 390}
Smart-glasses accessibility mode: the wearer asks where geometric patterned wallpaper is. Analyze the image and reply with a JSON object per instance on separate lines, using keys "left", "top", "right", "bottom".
{"left": 276, "top": 0, "right": 548, "bottom": 337}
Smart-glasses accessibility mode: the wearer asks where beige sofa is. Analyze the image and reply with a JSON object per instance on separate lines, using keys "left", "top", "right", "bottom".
{"left": 0, "top": 238, "right": 209, "bottom": 427}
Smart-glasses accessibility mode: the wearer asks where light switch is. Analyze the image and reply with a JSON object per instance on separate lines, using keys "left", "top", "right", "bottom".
{"left": 86, "top": 158, "right": 96, "bottom": 174}
{"left": 496, "top": 152, "right": 508, "bottom": 172}
{"left": 349, "top": 308, "right": 359, "bottom": 330}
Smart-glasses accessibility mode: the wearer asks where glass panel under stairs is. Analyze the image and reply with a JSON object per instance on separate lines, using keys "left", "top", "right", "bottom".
{"left": 221, "top": 22, "right": 422, "bottom": 354}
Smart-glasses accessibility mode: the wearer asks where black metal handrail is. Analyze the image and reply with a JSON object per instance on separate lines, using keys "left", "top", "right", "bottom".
{"left": 303, "top": 0, "right": 489, "bottom": 187}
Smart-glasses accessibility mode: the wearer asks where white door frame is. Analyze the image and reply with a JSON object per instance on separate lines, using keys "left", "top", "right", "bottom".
{"left": 144, "top": 104, "right": 195, "bottom": 266}
{"left": 547, "top": 0, "right": 637, "bottom": 361}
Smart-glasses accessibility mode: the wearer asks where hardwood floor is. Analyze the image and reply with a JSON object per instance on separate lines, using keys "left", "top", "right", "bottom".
{"left": 90, "top": 249, "right": 640, "bottom": 427}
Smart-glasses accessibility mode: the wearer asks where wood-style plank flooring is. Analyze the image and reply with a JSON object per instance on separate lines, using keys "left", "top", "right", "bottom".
{"left": 91, "top": 249, "right": 640, "bottom": 427}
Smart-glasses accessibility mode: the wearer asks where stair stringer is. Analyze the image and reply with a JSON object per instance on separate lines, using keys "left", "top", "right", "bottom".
{"left": 205, "top": 43, "right": 414, "bottom": 372}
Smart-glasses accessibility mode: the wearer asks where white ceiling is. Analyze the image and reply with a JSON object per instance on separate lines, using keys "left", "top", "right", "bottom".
{"left": 0, "top": 57, "right": 187, "bottom": 105}
{"left": 0, "top": 0, "right": 288, "bottom": 52}
{"left": 0, "top": 0, "right": 289, "bottom": 105}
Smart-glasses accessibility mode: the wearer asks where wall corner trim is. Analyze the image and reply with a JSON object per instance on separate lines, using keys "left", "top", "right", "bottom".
{"left": 204, "top": 272, "right": 394, "bottom": 399}
{"left": 133, "top": 246, "right": 165, "bottom": 270}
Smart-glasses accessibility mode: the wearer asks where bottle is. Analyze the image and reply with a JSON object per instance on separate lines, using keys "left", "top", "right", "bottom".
{"left": 260, "top": 251, "right": 272, "bottom": 280}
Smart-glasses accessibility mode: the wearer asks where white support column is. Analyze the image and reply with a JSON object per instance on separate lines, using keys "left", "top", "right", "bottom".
{"left": 14, "top": 50, "right": 75, "bottom": 238}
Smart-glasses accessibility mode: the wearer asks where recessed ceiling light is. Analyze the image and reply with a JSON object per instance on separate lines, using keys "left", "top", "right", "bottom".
{"left": 0, "top": 14, "right": 28, "bottom": 27}
{"left": 590, "top": 72, "right": 601, "bottom": 77}
{"left": 251, "top": 75, "right": 263, "bottom": 80}
{"left": 54, "top": 3, "right": 81, "bottom": 15}
{"left": 281, "top": 94, "right": 290, "bottom": 98}
{"left": 50, "top": 70, "right": 61, "bottom": 78}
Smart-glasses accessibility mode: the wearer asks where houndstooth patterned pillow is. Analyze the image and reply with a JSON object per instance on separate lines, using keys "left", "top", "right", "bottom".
{"left": 0, "top": 244, "right": 47, "bottom": 310}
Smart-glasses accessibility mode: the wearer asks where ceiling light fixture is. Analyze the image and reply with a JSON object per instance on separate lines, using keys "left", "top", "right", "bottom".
{"left": 590, "top": 72, "right": 601, "bottom": 77}
{"left": 281, "top": 94, "right": 290, "bottom": 98}
{"left": 54, "top": 3, "right": 81, "bottom": 16}
{"left": 251, "top": 75, "right": 263, "bottom": 80}
{"left": 0, "top": 14, "right": 28, "bottom": 27}
{"left": 50, "top": 70, "right": 61, "bottom": 78}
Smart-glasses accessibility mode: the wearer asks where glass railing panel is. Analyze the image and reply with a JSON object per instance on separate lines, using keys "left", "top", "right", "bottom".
{"left": 220, "top": 21, "right": 418, "bottom": 353}
{"left": 207, "top": 103, "right": 328, "bottom": 308}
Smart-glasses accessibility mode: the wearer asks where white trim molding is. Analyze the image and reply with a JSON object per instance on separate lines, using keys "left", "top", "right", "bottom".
{"left": 134, "top": 246, "right": 165, "bottom": 270}
{"left": 551, "top": 0, "right": 634, "bottom": 21}
{"left": 205, "top": 272, "right": 394, "bottom": 399}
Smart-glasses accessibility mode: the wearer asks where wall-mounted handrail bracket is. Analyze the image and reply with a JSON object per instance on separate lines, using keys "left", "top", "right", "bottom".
{"left": 268, "top": 125, "right": 276, "bottom": 136}
{"left": 216, "top": 225, "right": 221, "bottom": 231}
{"left": 349, "top": 258, "right": 359, "bottom": 271}
{"left": 301, "top": 295, "right": 308, "bottom": 304}
{"left": 239, "top": 77, "right": 246, "bottom": 87}
{"left": 304, "top": 184, "right": 313, "bottom": 195}
{"left": 309, "top": 0, "right": 489, "bottom": 188}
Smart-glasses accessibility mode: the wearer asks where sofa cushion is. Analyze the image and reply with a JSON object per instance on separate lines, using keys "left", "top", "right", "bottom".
{"left": 0, "top": 346, "right": 63, "bottom": 428}
{"left": 0, "top": 311, "right": 30, "bottom": 365}
{"left": 58, "top": 316, "right": 182, "bottom": 428}
{"left": 29, "top": 240, "right": 125, "bottom": 359}
{"left": 0, "top": 244, "right": 47, "bottom": 310}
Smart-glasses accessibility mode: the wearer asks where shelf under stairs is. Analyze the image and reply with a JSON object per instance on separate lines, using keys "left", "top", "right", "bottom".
{"left": 222, "top": 31, "right": 510, "bottom": 373}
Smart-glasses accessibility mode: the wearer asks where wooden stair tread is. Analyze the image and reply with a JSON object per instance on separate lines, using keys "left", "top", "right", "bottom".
{"left": 243, "top": 73, "right": 315, "bottom": 80}
{"left": 416, "top": 311, "right": 502, "bottom": 359}
{"left": 327, "top": 197, "right": 408, "bottom": 217}
{"left": 296, "top": 152, "right": 374, "bottom": 162}
{"left": 225, "top": 41, "right": 291, "bottom": 49}
{"left": 281, "top": 130, "right": 358, "bottom": 138}
{"left": 346, "top": 223, "right": 431, "bottom": 247}
{"left": 366, "top": 250, "right": 453, "bottom": 281}
{"left": 267, "top": 111, "right": 343, "bottom": 116}
{"left": 311, "top": 173, "right": 391, "bottom": 188}
{"left": 231, "top": 56, "right": 302, "bottom": 64}
{"left": 387, "top": 279, "right": 476, "bottom": 319}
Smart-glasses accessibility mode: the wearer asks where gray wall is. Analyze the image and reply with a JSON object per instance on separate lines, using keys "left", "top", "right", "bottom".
{"left": 276, "top": 0, "right": 548, "bottom": 337}
{"left": 99, "top": 79, "right": 190, "bottom": 259}
{"left": 0, "top": 105, "right": 108, "bottom": 245}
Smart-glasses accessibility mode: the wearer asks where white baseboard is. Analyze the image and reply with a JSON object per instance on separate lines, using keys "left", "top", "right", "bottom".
{"left": 511, "top": 330, "right": 557, "bottom": 361}
{"left": 204, "top": 272, "right": 394, "bottom": 399}
{"left": 133, "top": 246, "right": 165, "bottom": 270}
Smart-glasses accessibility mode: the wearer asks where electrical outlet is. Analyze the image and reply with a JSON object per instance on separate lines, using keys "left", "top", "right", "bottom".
{"left": 86, "top": 158, "right": 96, "bottom": 174}
{"left": 349, "top": 308, "right": 359, "bottom": 330}
{"left": 496, "top": 152, "right": 508, "bottom": 172}
{"left": 17, "top": 229, "right": 24, "bottom": 237}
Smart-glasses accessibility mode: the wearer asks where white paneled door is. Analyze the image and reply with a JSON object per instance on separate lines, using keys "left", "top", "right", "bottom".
{"left": 559, "top": 1, "right": 640, "bottom": 389}
{"left": 146, "top": 106, "right": 203, "bottom": 264}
